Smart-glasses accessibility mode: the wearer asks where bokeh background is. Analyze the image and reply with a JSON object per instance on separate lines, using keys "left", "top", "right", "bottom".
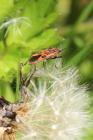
{"left": 57, "top": 1, "right": 93, "bottom": 139}
{"left": 0, "top": 0, "right": 93, "bottom": 139}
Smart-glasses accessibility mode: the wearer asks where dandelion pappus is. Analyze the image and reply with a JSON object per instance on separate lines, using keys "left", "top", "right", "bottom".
{"left": 29, "top": 48, "right": 62, "bottom": 64}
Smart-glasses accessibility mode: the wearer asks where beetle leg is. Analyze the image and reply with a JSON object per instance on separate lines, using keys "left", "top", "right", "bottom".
{"left": 52, "top": 56, "right": 63, "bottom": 68}
{"left": 43, "top": 60, "right": 47, "bottom": 69}
{"left": 24, "top": 65, "right": 36, "bottom": 87}
{"left": 20, "top": 63, "right": 24, "bottom": 86}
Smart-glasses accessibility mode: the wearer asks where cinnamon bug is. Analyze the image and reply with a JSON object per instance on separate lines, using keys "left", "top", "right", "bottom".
{"left": 29, "top": 48, "right": 62, "bottom": 64}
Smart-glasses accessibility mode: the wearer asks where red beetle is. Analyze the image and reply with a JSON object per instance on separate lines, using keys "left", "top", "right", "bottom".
{"left": 29, "top": 48, "right": 62, "bottom": 64}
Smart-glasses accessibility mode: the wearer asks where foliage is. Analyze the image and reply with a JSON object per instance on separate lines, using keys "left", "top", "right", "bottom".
{"left": 0, "top": 0, "right": 63, "bottom": 101}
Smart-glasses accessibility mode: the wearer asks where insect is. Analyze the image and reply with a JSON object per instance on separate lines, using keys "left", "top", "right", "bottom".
{"left": 20, "top": 48, "right": 62, "bottom": 89}
{"left": 29, "top": 48, "right": 62, "bottom": 64}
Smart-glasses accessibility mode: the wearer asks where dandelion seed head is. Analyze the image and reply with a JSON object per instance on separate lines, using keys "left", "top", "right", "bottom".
{"left": 0, "top": 17, "right": 31, "bottom": 29}
{"left": 54, "top": 110, "right": 60, "bottom": 116}
{"left": 51, "top": 124, "right": 58, "bottom": 130}
{"left": 0, "top": 63, "right": 90, "bottom": 140}
{"left": 0, "top": 17, "right": 31, "bottom": 39}
{"left": 17, "top": 65, "right": 90, "bottom": 140}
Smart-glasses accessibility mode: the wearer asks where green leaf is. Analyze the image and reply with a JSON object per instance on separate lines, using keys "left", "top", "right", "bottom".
{"left": 0, "top": 0, "right": 13, "bottom": 21}
{"left": 0, "top": 41, "right": 4, "bottom": 53}
{"left": 7, "top": 29, "right": 63, "bottom": 60}
{"left": 77, "top": 0, "right": 93, "bottom": 24}
{"left": 6, "top": 0, "right": 58, "bottom": 45}
{"left": 0, "top": 52, "right": 18, "bottom": 80}
{"left": 67, "top": 43, "right": 93, "bottom": 66}
{"left": 37, "top": 0, "right": 57, "bottom": 17}
{"left": 0, "top": 81, "right": 15, "bottom": 102}
{"left": 26, "top": 29, "right": 63, "bottom": 54}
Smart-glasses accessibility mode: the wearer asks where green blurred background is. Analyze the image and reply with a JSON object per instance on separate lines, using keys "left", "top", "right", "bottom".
{"left": 0, "top": 0, "right": 93, "bottom": 139}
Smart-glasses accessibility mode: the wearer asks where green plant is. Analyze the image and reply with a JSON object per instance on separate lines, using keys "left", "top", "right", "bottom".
{"left": 0, "top": 0, "right": 63, "bottom": 102}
